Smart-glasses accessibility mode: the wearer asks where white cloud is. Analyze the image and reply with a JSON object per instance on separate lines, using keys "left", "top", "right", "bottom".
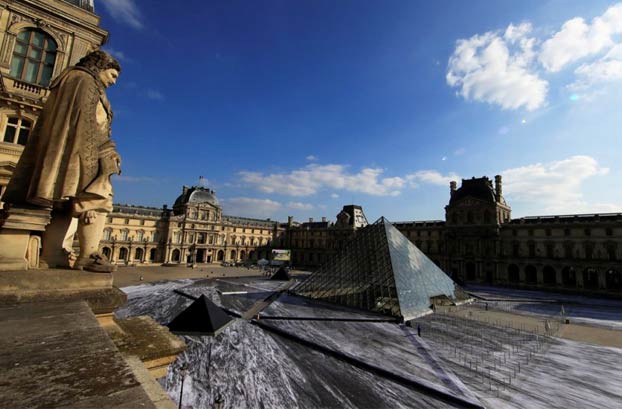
{"left": 146, "top": 89, "right": 164, "bottom": 101}
{"left": 330, "top": 193, "right": 339, "bottom": 199}
{"left": 454, "top": 147, "right": 466, "bottom": 156}
{"left": 539, "top": 4, "right": 622, "bottom": 72}
{"left": 306, "top": 155, "right": 318, "bottom": 161}
{"left": 103, "top": 47, "right": 130, "bottom": 62}
{"left": 100, "top": 0, "right": 143, "bottom": 29}
{"left": 502, "top": 155, "right": 610, "bottom": 213}
{"left": 570, "top": 44, "right": 622, "bottom": 90}
{"left": 441, "top": 156, "right": 447, "bottom": 161}
{"left": 447, "top": 23, "right": 548, "bottom": 111}
{"left": 222, "top": 197, "right": 282, "bottom": 218}
{"left": 287, "top": 201, "right": 314, "bottom": 210}
{"left": 407, "top": 170, "right": 460, "bottom": 187}
{"left": 574, "top": 59, "right": 622, "bottom": 85}
{"left": 239, "top": 164, "right": 406, "bottom": 197}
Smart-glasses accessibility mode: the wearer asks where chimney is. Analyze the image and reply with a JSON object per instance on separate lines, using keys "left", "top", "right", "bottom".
{"left": 450, "top": 181, "right": 457, "bottom": 197}
{"left": 287, "top": 216, "right": 293, "bottom": 227}
{"left": 309, "top": 218, "right": 314, "bottom": 223}
{"left": 322, "top": 217, "right": 327, "bottom": 222}
{"left": 495, "top": 175, "right": 502, "bottom": 202}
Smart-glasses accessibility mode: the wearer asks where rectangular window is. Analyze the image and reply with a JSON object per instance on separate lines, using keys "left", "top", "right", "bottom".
{"left": 3, "top": 126, "right": 16, "bottom": 143}
{"left": 565, "top": 244, "right": 573, "bottom": 258}
{"left": 546, "top": 244, "right": 554, "bottom": 258}
{"left": 17, "top": 128, "right": 29, "bottom": 145}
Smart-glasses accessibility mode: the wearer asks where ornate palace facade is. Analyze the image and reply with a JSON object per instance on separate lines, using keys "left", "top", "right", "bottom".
{"left": 284, "top": 176, "right": 622, "bottom": 296}
{"left": 100, "top": 185, "right": 282, "bottom": 266}
{"left": 0, "top": 0, "right": 106, "bottom": 205}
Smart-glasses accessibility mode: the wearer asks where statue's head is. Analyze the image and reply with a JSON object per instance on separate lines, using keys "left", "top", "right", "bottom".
{"left": 76, "top": 50, "right": 121, "bottom": 88}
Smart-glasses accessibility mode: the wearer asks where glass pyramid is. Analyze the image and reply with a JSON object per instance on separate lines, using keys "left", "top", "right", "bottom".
{"left": 292, "top": 217, "right": 467, "bottom": 321}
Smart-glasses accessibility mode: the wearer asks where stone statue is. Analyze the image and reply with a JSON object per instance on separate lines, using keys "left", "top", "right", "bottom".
{"left": 3, "top": 50, "right": 121, "bottom": 272}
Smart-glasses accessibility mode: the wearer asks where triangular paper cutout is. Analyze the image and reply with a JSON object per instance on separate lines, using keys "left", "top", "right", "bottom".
{"left": 167, "top": 294, "right": 233, "bottom": 336}
{"left": 270, "top": 266, "right": 291, "bottom": 281}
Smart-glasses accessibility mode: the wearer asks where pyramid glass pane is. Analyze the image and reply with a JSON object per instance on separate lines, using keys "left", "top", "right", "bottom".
{"left": 293, "top": 219, "right": 400, "bottom": 317}
{"left": 293, "top": 217, "right": 467, "bottom": 320}
{"left": 384, "top": 221, "right": 461, "bottom": 320}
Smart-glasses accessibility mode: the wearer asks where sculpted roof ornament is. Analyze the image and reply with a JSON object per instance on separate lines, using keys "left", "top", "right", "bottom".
{"left": 62, "top": 0, "right": 95, "bottom": 13}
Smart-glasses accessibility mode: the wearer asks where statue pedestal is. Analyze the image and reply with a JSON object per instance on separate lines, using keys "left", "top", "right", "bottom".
{"left": 0, "top": 206, "right": 51, "bottom": 271}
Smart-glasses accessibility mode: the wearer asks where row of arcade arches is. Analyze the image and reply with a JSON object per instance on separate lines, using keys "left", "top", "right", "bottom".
{"left": 506, "top": 264, "right": 621, "bottom": 290}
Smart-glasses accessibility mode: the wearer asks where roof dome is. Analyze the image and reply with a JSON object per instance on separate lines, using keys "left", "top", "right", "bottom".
{"left": 449, "top": 177, "right": 496, "bottom": 206}
{"left": 173, "top": 186, "right": 220, "bottom": 211}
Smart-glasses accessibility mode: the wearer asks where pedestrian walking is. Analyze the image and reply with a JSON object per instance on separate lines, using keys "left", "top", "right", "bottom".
{"left": 417, "top": 324, "right": 421, "bottom": 337}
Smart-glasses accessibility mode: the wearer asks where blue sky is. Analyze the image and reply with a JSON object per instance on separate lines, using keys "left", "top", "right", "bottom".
{"left": 99, "top": 0, "right": 622, "bottom": 222}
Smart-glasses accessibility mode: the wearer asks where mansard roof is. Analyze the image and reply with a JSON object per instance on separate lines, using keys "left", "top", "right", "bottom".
{"left": 449, "top": 177, "right": 496, "bottom": 206}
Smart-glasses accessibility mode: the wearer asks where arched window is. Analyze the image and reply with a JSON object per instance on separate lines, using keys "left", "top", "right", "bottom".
{"left": 3, "top": 117, "right": 32, "bottom": 145}
{"left": 10, "top": 29, "right": 57, "bottom": 86}
{"left": 543, "top": 266, "right": 556, "bottom": 285}
{"left": 525, "top": 265, "right": 537, "bottom": 284}
{"left": 508, "top": 264, "right": 519, "bottom": 283}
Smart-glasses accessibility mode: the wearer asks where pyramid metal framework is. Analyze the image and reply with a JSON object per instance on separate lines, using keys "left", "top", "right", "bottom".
{"left": 292, "top": 217, "right": 467, "bottom": 321}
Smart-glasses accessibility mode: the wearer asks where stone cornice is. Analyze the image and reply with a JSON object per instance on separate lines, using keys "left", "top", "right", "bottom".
{"left": 1, "top": 0, "right": 107, "bottom": 43}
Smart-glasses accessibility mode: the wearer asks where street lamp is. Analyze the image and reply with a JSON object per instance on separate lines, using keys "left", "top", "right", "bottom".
{"left": 111, "top": 235, "right": 117, "bottom": 263}
{"left": 127, "top": 236, "right": 133, "bottom": 265}
{"left": 178, "top": 364, "right": 188, "bottom": 409}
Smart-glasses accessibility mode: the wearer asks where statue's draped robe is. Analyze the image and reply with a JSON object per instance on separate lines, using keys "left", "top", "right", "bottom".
{"left": 4, "top": 67, "right": 119, "bottom": 213}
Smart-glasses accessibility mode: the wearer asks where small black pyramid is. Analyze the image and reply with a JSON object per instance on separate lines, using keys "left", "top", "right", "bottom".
{"left": 167, "top": 294, "right": 233, "bottom": 336}
{"left": 270, "top": 266, "right": 290, "bottom": 281}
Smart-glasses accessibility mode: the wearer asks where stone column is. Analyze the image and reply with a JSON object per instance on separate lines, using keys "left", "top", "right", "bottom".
{"left": 576, "top": 270, "right": 584, "bottom": 288}
{"left": 518, "top": 266, "right": 526, "bottom": 284}
{"left": 598, "top": 270, "right": 607, "bottom": 290}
